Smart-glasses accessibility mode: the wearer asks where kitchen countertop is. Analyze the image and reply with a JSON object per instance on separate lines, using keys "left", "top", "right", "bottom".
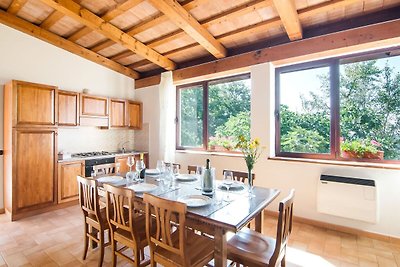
{"left": 57, "top": 151, "right": 149, "bottom": 163}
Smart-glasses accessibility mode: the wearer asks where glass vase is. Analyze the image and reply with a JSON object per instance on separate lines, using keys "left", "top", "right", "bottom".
{"left": 248, "top": 168, "right": 255, "bottom": 198}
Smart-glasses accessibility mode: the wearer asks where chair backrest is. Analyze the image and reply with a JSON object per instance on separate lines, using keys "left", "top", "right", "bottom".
{"left": 143, "top": 193, "right": 188, "bottom": 265}
{"left": 77, "top": 176, "right": 101, "bottom": 220}
{"left": 165, "top": 162, "right": 181, "bottom": 169}
{"left": 222, "top": 169, "right": 255, "bottom": 183}
{"left": 187, "top": 165, "right": 200, "bottom": 174}
{"left": 103, "top": 184, "right": 140, "bottom": 244}
{"left": 93, "top": 162, "right": 120, "bottom": 176}
{"left": 271, "top": 189, "right": 295, "bottom": 265}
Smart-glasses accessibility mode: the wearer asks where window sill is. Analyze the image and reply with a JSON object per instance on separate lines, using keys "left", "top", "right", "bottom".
{"left": 269, "top": 156, "right": 400, "bottom": 170}
{"left": 176, "top": 149, "right": 243, "bottom": 158}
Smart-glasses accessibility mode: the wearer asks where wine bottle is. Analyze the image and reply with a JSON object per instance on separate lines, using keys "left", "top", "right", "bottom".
{"left": 202, "top": 159, "right": 213, "bottom": 193}
{"left": 139, "top": 153, "right": 146, "bottom": 178}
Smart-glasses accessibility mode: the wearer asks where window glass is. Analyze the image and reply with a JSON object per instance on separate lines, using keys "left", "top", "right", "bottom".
{"left": 279, "top": 66, "right": 331, "bottom": 154}
{"left": 179, "top": 85, "right": 204, "bottom": 148}
{"left": 339, "top": 55, "right": 400, "bottom": 160}
{"left": 208, "top": 78, "right": 251, "bottom": 150}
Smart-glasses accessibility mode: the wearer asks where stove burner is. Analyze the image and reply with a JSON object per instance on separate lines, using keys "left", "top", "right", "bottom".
{"left": 72, "top": 151, "right": 113, "bottom": 158}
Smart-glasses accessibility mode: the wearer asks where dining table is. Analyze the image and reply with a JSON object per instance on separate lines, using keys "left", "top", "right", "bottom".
{"left": 97, "top": 171, "right": 280, "bottom": 267}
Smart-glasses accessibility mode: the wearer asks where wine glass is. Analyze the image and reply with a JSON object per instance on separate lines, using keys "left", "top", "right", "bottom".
{"left": 172, "top": 164, "right": 180, "bottom": 176}
{"left": 156, "top": 160, "right": 165, "bottom": 181}
{"left": 127, "top": 156, "right": 135, "bottom": 172}
{"left": 195, "top": 166, "right": 202, "bottom": 177}
{"left": 136, "top": 159, "right": 146, "bottom": 182}
{"left": 223, "top": 170, "right": 234, "bottom": 202}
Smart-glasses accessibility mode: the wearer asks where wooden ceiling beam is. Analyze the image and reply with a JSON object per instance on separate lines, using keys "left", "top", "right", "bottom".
{"left": 129, "top": 0, "right": 364, "bottom": 69}
{"left": 7, "top": 0, "right": 28, "bottom": 15}
{"left": 40, "top": 10, "right": 64, "bottom": 30}
{"left": 0, "top": 9, "right": 139, "bottom": 79}
{"left": 114, "top": 0, "right": 274, "bottom": 67}
{"left": 39, "top": 0, "right": 176, "bottom": 70}
{"left": 67, "top": 0, "right": 143, "bottom": 42}
{"left": 89, "top": 0, "right": 210, "bottom": 53}
{"left": 147, "top": 0, "right": 227, "bottom": 58}
{"left": 135, "top": 19, "right": 400, "bottom": 89}
{"left": 272, "top": 0, "right": 302, "bottom": 40}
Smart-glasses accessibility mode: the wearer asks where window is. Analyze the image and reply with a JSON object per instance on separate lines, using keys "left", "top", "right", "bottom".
{"left": 177, "top": 74, "right": 251, "bottom": 152}
{"left": 276, "top": 49, "right": 400, "bottom": 162}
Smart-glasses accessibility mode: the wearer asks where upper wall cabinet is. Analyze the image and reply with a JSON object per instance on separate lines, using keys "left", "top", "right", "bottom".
{"left": 80, "top": 94, "right": 109, "bottom": 127}
{"left": 127, "top": 101, "right": 142, "bottom": 129}
{"left": 58, "top": 90, "right": 79, "bottom": 126}
{"left": 80, "top": 94, "right": 108, "bottom": 117}
{"left": 110, "top": 99, "right": 126, "bottom": 127}
{"left": 8, "top": 80, "right": 57, "bottom": 127}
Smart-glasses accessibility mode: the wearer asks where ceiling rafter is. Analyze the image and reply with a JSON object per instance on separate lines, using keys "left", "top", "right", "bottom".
{"left": 272, "top": 0, "right": 302, "bottom": 40}
{"left": 112, "top": 0, "right": 274, "bottom": 64}
{"left": 129, "top": 0, "right": 365, "bottom": 69}
{"left": 0, "top": 9, "right": 139, "bottom": 79}
{"left": 40, "top": 10, "right": 64, "bottom": 29}
{"left": 88, "top": 0, "right": 207, "bottom": 53}
{"left": 39, "top": 0, "right": 176, "bottom": 70}
{"left": 147, "top": 0, "right": 226, "bottom": 58}
{"left": 7, "top": 0, "right": 29, "bottom": 15}
{"left": 67, "top": 0, "right": 143, "bottom": 42}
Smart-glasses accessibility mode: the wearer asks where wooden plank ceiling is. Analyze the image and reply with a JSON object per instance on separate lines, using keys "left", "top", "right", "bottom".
{"left": 0, "top": 0, "right": 400, "bottom": 80}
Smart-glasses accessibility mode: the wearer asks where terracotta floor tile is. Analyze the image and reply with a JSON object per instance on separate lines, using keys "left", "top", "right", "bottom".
{"left": 0, "top": 205, "right": 399, "bottom": 267}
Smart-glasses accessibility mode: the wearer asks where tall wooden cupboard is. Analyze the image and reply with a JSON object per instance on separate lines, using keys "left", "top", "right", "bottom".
{"left": 4, "top": 80, "right": 58, "bottom": 221}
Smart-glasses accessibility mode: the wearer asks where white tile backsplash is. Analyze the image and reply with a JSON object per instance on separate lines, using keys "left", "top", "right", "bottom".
{"left": 58, "top": 127, "right": 135, "bottom": 153}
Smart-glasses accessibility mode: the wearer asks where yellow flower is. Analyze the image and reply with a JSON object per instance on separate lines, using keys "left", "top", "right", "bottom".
{"left": 254, "top": 138, "right": 260, "bottom": 146}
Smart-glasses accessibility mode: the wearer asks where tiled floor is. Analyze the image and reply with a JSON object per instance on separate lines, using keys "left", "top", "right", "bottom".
{"left": 0, "top": 205, "right": 399, "bottom": 267}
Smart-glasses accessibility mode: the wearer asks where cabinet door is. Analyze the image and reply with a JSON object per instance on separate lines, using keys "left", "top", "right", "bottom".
{"left": 58, "top": 161, "right": 83, "bottom": 203}
{"left": 15, "top": 129, "right": 56, "bottom": 210}
{"left": 116, "top": 156, "right": 129, "bottom": 173}
{"left": 127, "top": 101, "right": 142, "bottom": 129}
{"left": 110, "top": 99, "right": 126, "bottom": 127}
{"left": 81, "top": 94, "right": 108, "bottom": 117}
{"left": 15, "top": 81, "right": 57, "bottom": 127}
{"left": 58, "top": 91, "right": 79, "bottom": 126}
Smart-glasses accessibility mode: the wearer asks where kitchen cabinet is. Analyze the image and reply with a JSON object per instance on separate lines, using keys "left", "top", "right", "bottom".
{"left": 58, "top": 160, "right": 84, "bottom": 203}
{"left": 58, "top": 90, "right": 79, "bottom": 126}
{"left": 127, "top": 101, "right": 142, "bottom": 129}
{"left": 10, "top": 80, "right": 57, "bottom": 127}
{"left": 110, "top": 99, "right": 126, "bottom": 127}
{"left": 80, "top": 94, "right": 109, "bottom": 127}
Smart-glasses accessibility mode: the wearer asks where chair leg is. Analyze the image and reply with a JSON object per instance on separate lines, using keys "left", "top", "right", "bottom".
{"left": 111, "top": 240, "right": 117, "bottom": 267}
{"left": 98, "top": 231, "right": 105, "bottom": 267}
{"left": 82, "top": 223, "right": 89, "bottom": 260}
{"left": 281, "top": 255, "right": 286, "bottom": 267}
{"left": 134, "top": 248, "right": 140, "bottom": 267}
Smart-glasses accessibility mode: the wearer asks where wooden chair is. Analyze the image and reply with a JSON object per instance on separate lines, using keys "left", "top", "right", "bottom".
{"left": 223, "top": 169, "right": 255, "bottom": 183}
{"left": 77, "top": 176, "right": 110, "bottom": 267}
{"left": 103, "top": 184, "right": 149, "bottom": 267}
{"left": 93, "top": 162, "right": 121, "bottom": 176}
{"left": 227, "top": 189, "right": 295, "bottom": 267}
{"left": 143, "top": 193, "right": 214, "bottom": 267}
{"left": 187, "top": 165, "right": 201, "bottom": 174}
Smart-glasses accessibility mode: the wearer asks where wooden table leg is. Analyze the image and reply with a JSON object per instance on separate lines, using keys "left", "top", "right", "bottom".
{"left": 255, "top": 210, "right": 264, "bottom": 234}
{"left": 214, "top": 227, "right": 227, "bottom": 267}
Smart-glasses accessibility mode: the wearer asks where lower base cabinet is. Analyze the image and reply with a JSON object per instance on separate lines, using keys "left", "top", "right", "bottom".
{"left": 58, "top": 161, "right": 84, "bottom": 203}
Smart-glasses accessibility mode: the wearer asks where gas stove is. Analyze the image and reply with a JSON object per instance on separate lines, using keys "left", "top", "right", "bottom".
{"left": 71, "top": 151, "right": 114, "bottom": 158}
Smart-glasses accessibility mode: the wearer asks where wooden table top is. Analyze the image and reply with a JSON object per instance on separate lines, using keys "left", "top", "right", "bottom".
{"left": 98, "top": 173, "right": 280, "bottom": 232}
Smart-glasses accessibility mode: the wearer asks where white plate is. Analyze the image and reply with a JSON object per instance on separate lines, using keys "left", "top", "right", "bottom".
{"left": 127, "top": 183, "right": 158, "bottom": 193}
{"left": 176, "top": 174, "right": 198, "bottom": 181}
{"left": 96, "top": 176, "right": 123, "bottom": 184}
{"left": 177, "top": 195, "right": 212, "bottom": 207}
{"left": 145, "top": 169, "right": 160, "bottom": 175}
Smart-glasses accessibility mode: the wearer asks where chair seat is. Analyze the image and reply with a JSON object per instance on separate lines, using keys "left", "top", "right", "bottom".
{"left": 154, "top": 229, "right": 214, "bottom": 267}
{"left": 228, "top": 228, "right": 276, "bottom": 266}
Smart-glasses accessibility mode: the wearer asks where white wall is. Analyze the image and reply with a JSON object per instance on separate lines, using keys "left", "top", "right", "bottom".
{"left": 0, "top": 24, "right": 135, "bottom": 209}
{"left": 136, "top": 62, "right": 400, "bottom": 238}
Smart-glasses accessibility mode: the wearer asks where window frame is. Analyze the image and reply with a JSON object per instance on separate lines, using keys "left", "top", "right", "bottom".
{"left": 176, "top": 73, "right": 251, "bottom": 152}
{"left": 275, "top": 48, "right": 400, "bottom": 163}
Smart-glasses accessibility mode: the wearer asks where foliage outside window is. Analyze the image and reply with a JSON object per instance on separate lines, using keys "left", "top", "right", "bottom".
{"left": 177, "top": 74, "right": 251, "bottom": 152}
{"left": 276, "top": 49, "right": 400, "bottom": 162}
